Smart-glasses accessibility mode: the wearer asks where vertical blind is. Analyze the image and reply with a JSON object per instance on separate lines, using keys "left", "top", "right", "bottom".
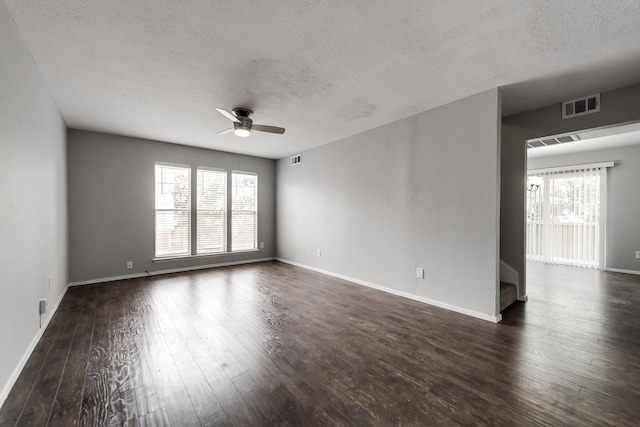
{"left": 526, "top": 166, "right": 604, "bottom": 269}
{"left": 155, "top": 164, "right": 191, "bottom": 257}
{"left": 197, "top": 169, "right": 227, "bottom": 254}
{"left": 232, "top": 172, "right": 257, "bottom": 251}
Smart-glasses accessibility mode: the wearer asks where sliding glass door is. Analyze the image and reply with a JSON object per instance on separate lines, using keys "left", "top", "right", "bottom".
{"left": 526, "top": 165, "right": 607, "bottom": 269}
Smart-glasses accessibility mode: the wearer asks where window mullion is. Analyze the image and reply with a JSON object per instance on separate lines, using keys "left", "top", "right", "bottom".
{"left": 227, "top": 171, "right": 233, "bottom": 252}
{"left": 191, "top": 167, "right": 197, "bottom": 256}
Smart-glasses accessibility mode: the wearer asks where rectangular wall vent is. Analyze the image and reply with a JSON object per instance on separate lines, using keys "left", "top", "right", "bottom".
{"left": 291, "top": 154, "right": 301, "bottom": 165}
{"left": 562, "top": 93, "right": 600, "bottom": 119}
{"left": 526, "top": 134, "right": 580, "bottom": 149}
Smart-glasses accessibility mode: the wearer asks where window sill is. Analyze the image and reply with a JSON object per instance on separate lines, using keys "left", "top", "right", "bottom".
{"left": 153, "top": 249, "right": 260, "bottom": 263}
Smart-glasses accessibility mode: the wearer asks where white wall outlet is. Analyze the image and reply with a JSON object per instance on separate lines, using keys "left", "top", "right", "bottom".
{"left": 127, "top": 261, "right": 133, "bottom": 269}
{"left": 416, "top": 268, "right": 424, "bottom": 279}
{"left": 39, "top": 299, "right": 47, "bottom": 315}
{"left": 317, "top": 249, "right": 322, "bottom": 257}
{"left": 260, "top": 242, "right": 265, "bottom": 249}
{"left": 636, "top": 251, "right": 640, "bottom": 259}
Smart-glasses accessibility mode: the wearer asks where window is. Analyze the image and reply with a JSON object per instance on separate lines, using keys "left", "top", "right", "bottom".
{"left": 154, "top": 164, "right": 259, "bottom": 259}
{"left": 155, "top": 164, "right": 191, "bottom": 257}
{"left": 232, "top": 172, "right": 257, "bottom": 251}
{"left": 197, "top": 169, "right": 227, "bottom": 254}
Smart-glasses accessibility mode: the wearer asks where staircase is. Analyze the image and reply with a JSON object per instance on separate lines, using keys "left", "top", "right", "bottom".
{"left": 500, "top": 281, "right": 517, "bottom": 312}
{"left": 499, "top": 260, "right": 519, "bottom": 312}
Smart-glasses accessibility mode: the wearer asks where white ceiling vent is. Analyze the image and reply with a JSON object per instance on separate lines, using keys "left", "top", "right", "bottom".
{"left": 562, "top": 93, "right": 600, "bottom": 119}
{"left": 527, "top": 134, "right": 580, "bottom": 149}
{"left": 291, "top": 154, "right": 301, "bottom": 165}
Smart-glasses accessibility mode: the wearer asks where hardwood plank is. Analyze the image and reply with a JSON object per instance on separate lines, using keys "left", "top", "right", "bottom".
{"left": 47, "top": 290, "right": 99, "bottom": 425}
{"left": 142, "top": 280, "right": 203, "bottom": 427}
{"left": 79, "top": 284, "right": 140, "bottom": 425}
{"left": 198, "top": 362, "right": 260, "bottom": 427}
{"left": 156, "top": 318, "right": 229, "bottom": 427}
{"left": 78, "top": 287, "right": 118, "bottom": 426}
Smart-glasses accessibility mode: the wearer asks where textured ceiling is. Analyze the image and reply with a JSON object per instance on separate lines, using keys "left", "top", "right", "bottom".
{"left": 5, "top": 0, "right": 640, "bottom": 158}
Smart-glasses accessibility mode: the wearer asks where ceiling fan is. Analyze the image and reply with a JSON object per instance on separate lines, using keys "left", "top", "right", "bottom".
{"left": 216, "top": 107, "right": 285, "bottom": 137}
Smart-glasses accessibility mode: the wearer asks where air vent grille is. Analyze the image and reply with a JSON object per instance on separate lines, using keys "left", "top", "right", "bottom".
{"left": 526, "top": 134, "right": 580, "bottom": 149}
{"left": 556, "top": 136, "right": 576, "bottom": 143}
{"left": 527, "top": 140, "right": 545, "bottom": 148}
{"left": 562, "top": 93, "right": 600, "bottom": 119}
{"left": 291, "top": 154, "right": 301, "bottom": 165}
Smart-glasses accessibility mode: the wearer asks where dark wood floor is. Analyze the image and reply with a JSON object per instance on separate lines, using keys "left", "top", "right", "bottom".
{"left": 1, "top": 261, "right": 639, "bottom": 426}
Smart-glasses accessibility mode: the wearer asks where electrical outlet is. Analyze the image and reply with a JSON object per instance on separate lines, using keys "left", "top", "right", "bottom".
{"left": 260, "top": 242, "right": 265, "bottom": 249}
{"left": 636, "top": 251, "right": 640, "bottom": 259}
{"left": 39, "top": 299, "right": 47, "bottom": 315}
{"left": 317, "top": 249, "right": 322, "bottom": 257}
{"left": 127, "top": 261, "right": 133, "bottom": 269}
{"left": 416, "top": 268, "right": 424, "bottom": 279}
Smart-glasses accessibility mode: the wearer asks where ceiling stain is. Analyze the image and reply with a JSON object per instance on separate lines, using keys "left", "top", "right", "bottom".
{"left": 337, "top": 98, "right": 376, "bottom": 120}
{"left": 234, "top": 58, "right": 332, "bottom": 108}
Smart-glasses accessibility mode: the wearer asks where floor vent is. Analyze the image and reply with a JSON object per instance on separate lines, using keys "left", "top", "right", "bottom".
{"left": 526, "top": 134, "right": 580, "bottom": 149}
{"left": 562, "top": 93, "right": 600, "bottom": 119}
{"left": 291, "top": 154, "right": 301, "bottom": 165}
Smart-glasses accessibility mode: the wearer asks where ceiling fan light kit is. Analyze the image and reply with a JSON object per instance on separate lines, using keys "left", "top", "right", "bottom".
{"left": 233, "top": 122, "right": 251, "bottom": 137}
{"left": 216, "top": 107, "right": 285, "bottom": 138}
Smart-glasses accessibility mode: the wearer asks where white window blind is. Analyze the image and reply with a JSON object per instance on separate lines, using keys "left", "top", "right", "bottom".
{"left": 527, "top": 165, "right": 607, "bottom": 269}
{"left": 197, "top": 169, "right": 227, "bottom": 254}
{"left": 232, "top": 172, "right": 257, "bottom": 251}
{"left": 155, "top": 164, "right": 191, "bottom": 257}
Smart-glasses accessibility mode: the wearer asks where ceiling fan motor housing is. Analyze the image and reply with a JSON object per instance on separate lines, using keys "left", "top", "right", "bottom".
{"left": 232, "top": 108, "right": 253, "bottom": 119}
{"left": 234, "top": 121, "right": 251, "bottom": 130}
{"left": 231, "top": 108, "right": 253, "bottom": 137}
{"left": 215, "top": 107, "right": 284, "bottom": 136}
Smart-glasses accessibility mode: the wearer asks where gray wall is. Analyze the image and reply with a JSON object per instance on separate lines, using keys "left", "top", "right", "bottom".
{"left": 528, "top": 144, "right": 640, "bottom": 273}
{"left": 501, "top": 82, "right": 640, "bottom": 297}
{"left": 68, "top": 130, "right": 276, "bottom": 283}
{"left": 0, "top": 1, "right": 67, "bottom": 398}
{"left": 277, "top": 89, "right": 501, "bottom": 319}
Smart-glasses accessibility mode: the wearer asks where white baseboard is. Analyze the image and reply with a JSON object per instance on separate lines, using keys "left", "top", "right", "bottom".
{"left": 606, "top": 267, "right": 640, "bottom": 276}
{"left": 68, "top": 257, "right": 276, "bottom": 287}
{"left": 276, "top": 258, "right": 501, "bottom": 323}
{"left": 0, "top": 285, "right": 68, "bottom": 409}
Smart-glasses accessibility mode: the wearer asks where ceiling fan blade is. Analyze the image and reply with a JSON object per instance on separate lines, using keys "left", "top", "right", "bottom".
{"left": 215, "top": 108, "right": 240, "bottom": 123}
{"left": 252, "top": 124, "right": 285, "bottom": 134}
{"left": 217, "top": 128, "right": 234, "bottom": 135}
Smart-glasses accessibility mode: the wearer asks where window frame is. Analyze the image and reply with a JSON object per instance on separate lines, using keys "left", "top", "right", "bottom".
{"left": 196, "top": 167, "right": 228, "bottom": 255}
{"left": 153, "top": 163, "right": 260, "bottom": 262}
{"left": 231, "top": 171, "right": 258, "bottom": 252}
{"left": 154, "top": 162, "right": 192, "bottom": 258}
